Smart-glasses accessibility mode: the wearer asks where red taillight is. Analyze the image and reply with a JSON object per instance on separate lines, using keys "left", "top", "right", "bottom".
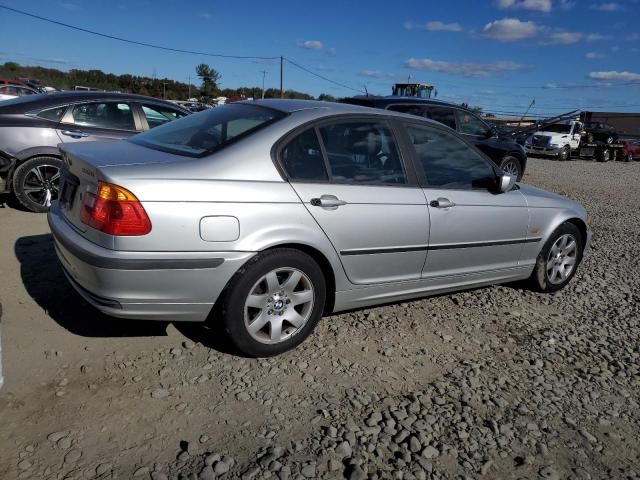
{"left": 80, "top": 182, "right": 151, "bottom": 236}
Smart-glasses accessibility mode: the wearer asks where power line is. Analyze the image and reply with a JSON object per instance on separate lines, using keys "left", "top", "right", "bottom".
{"left": 284, "top": 58, "right": 366, "bottom": 94}
{"left": 0, "top": 4, "right": 279, "bottom": 60}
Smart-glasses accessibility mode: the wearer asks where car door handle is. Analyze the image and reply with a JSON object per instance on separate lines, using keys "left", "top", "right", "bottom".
{"left": 61, "top": 130, "right": 90, "bottom": 138}
{"left": 430, "top": 197, "right": 456, "bottom": 208}
{"left": 310, "top": 195, "right": 347, "bottom": 209}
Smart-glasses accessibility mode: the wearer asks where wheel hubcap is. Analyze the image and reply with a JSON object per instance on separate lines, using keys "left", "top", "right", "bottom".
{"left": 244, "top": 267, "right": 314, "bottom": 344}
{"left": 22, "top": 164, "right": 60, "bottom": 207}
{"left": 546, "top": 234, "right": 577, "bottom": 285}
{"left": 502, "top": 161, "right": 519, "bottom": 176}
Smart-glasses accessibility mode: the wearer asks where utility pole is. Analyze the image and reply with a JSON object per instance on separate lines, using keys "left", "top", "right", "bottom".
{"left": 188, "top": 74, "right": 191, "bottom": 99}
{"left": 280, "top": 56, "right": 284, "bottom": 98}
{"left": 261, "top": 70, "right": 268, "bottom": 99}
{"left": 163, "top": 80, "right": 167, "bottom": 99}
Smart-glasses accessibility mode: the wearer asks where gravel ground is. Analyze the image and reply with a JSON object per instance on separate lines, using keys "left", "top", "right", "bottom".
{"left": 0, "top": 156, "right": 639, "bottom": 480}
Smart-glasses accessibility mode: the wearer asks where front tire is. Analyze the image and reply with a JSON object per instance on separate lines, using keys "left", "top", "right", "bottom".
{"left": 499, "top": 156, "right": 523, "bottom": 181}
{"left": 220, "top": 248, "right": 326, "bottom": 357}
{"left": 12, "top": 156, "right": 62, "bottom": 213}
{"left": 529, "top": 222, "right": 583, "bottom": 293}
{"left": 559, "top": 145, "right": 570, "bottom": 162}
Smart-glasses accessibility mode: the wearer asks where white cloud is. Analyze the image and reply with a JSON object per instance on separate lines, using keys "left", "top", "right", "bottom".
{"left": 547, "top": 31, "right": 583, "bottom": 44}
{"left": 590, "top": 2, "right": 621, "bottom": 10}
{"left": 589, "top": 71, "right": 640, "bottom": 81}
{"left": 298, "top": 40, "right": 324, "bottom": 50}
{"left": 497, "top": 0, "right": 552, "bottom": 12}
{"left": 326, "top": 47, "right": 337, "bottom": 56}
{"left": 558, "top": 0, "right": 575, "bottom": 9}
{"left": 586, "top": 33, "right": 609, "bottom": 41}
{"left": 404, "top": 20, "right": 463, "bottom": 32}
{"left": 359, "top": 70, "right": 394, "bottom": 79}
{"left": 483, "top": 18, "right": 538, "bottom": 42}
{"left": 198, "top": 13, "right": 211, "bottom": 19}
{"left": 405, "top": 57, "right": 527, "bottom": 77}
{"left": 585, "top": 52, "right": 605, "bottom": 58}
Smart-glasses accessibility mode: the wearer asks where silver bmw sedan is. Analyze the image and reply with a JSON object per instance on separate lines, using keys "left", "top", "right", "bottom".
{"left": 48, "top": 100, "right": 591, "bottom": 356}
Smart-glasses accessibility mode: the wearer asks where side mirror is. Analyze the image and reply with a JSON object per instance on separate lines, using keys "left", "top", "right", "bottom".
{"left": 497, "top": 173, "right": 517, "bottom": 193}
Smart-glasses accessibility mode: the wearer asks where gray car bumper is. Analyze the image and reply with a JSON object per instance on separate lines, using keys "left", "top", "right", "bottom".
{"left": 48, "top": 203, "right": 255, "bottom": 322}
{"left": 525, "top": 145, "right": 561, "bottom": 156}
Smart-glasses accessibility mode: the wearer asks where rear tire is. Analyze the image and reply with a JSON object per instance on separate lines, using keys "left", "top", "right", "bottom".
{"left": 499, "top": 156, "right": 523, "bottom": 181}
{"left": 529, "top": 222, "right": 583, "bottom": 293}
{"left": 598, "top": 148, "right": 611, "bottom": 162}
{"left": 220, "top": 248, "right": 326, "bottom": 357}
{"left": 12, "top": 156, "right": 62, "bottom": 213}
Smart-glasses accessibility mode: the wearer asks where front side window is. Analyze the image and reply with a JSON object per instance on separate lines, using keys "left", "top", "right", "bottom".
{"left": 456, "top": 111, "right": 490, "bottom": 136}
{"left": 131, "top": 103, "right": 285, "bottom": 157}
{"left": 318, "top": 121, "right": 406, "bottom": 185}
{"left": 405, "top": 124, "right": 496, "bottom": 189}
{"left": 280, "top": 128, "right": 328, "bottom": 182}
{"left": 69, "top": 102, "right": 135, "bottom": 130}
{"left": 141, "top": 104, "right": 188, "bottom": 129}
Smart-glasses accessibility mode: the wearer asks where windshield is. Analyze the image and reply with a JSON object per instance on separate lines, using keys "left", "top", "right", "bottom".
{"left": 543, "top": 123, "right": 572, "bottom": 133}
{"left": 130, "top": 103, "right": 286, "bottom": 157}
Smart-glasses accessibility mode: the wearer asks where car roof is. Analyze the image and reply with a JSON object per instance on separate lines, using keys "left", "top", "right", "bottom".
{"left": 0, "top": 91, "right": 191, "bottom": 114}
{"left": 341, "top": 95, "right": 479, "bottom": 114}
{"left": 242, "top": 98, "right": 379, "bottom": 114}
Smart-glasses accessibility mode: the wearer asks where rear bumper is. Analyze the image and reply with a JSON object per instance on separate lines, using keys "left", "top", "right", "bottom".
{"left": 48, "top": 203, "right": 255, "bottom": 321}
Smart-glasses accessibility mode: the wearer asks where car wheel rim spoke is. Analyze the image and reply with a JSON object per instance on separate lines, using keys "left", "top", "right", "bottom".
{"left": 244, "top": 267, "right": 314, "bottom": 344}
{"left": 546, "top": 234, "right": 577, "bottom": 285}
{"left": 23, "top": 164, "right": 60, "bottom": 207}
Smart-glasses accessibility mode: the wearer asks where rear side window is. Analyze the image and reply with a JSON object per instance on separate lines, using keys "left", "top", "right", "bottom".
{"left": 141, "top": 104, "right": 188, "bottom": 129}
{"left": 318, "top": 121, "right": 406, "bottom": 185}
{"left": 423, "top": 107, "right": 457, "bottom": 130}
{"left": 69, "top": 102, "right": 135, "bottom": 130}
{"left": 281, "top": 129, "right": 328, "bottom": 181}
{"left": 405, "top": 124, "right": 495, "bottom": 189}
{"left": 131, "top": 103, "right": 285, "bottom": 157}
{"left": 37, "top": 106, "right": 66, "bottom": 122}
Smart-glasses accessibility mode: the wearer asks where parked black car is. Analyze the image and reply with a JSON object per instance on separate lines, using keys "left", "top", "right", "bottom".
{"left": 0, "top": 92, "right": 190, "bottom": 212}
{"left": 341, "top": 96, "right": 527, "bottom": 180}
{"left": 581, "top": 121, "right": 619, "bottom": 144}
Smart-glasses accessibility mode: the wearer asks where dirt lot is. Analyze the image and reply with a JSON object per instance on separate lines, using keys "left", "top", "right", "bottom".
{"left": 0, "top": 157, "right": 639, "bottom": 480}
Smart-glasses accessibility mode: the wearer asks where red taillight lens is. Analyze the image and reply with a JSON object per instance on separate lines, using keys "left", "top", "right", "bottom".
{"left": 80, "top": 182, "right": 151, "bottom": 236}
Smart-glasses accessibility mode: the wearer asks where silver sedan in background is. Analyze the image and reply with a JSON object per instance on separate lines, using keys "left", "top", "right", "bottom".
{"left": 48, "top": 100, "right": 591, "bottom": 356}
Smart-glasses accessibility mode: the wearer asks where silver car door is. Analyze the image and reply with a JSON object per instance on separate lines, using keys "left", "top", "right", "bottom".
{"left": 278, "top": 120, "right": 429, "bottom": 285}
{"left": 402, "top": 122, "right": 531, "bottom": 278}
{"left": 56, "top": 101, "right": 140, "bottom": 143}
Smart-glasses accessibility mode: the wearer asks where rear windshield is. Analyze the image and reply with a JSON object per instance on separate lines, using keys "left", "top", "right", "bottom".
{"left": 130, "top": 103, "right": 286, "bottom": 157}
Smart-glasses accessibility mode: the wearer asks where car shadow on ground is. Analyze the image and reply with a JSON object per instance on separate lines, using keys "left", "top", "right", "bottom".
{"left": 15, "top": 233, "right": 240, "bottom": 354}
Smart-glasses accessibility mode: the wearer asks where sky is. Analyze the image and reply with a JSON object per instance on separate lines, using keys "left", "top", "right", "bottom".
{"left": 1, "top": 0, "right": 639, "bottom": 116}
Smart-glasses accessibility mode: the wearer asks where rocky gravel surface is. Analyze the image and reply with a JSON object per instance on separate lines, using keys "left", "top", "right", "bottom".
{"left": 1, "top": 156, "right": 639, "bottom": 480}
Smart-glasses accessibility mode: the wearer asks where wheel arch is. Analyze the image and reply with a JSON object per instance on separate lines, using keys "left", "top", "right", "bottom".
{"left": 261, "top": 242, "right": 336, "bottom": 315}
{"left": 7, "top": 147, "right": 62, "bottom": 184}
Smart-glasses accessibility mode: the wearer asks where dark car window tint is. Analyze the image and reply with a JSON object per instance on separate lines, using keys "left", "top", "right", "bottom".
{"left": 423, "top": 107, "right": 457, "bottom": 129}
{"left": 141, "top": 104, "right": 188, "bottom": 129}
{"left": 130, "top": 103, "right": 285, "bottom": 157}
{"left": 388, "top": 104, "right": 425, "bottom": 117}
{"left": 319, "top": 121, "right": 406, "bottom": 185}
{"left": 37, "top": 106, "right": 66, "bottom": 122}
{"left": 281, "top": 129, "right": 328, "bottom": 182}
{"left": 70, "top": 102, "right": 135, "bottom": 130}
{"left": 406, "top": 124, "right": 495, "bottom": 189}
{"left": 456, "top": 111, "right": 490, "bottom": 136}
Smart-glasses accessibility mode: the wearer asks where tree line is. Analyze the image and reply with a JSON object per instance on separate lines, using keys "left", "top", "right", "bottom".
{"left": 0, "top": 62, "right": 337, "bottom": 103}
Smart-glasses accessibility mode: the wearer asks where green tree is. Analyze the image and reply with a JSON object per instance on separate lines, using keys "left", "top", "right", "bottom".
{"left": 195, "top": 64, "right": 221, "bottom": 101}
{"left": 317, "top": 93, "right": 337, "bottom": 102}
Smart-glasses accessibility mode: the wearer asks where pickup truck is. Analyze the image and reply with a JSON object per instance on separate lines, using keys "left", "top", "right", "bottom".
{"left": 524, "top": 120, "right": 582, "bottom": 161}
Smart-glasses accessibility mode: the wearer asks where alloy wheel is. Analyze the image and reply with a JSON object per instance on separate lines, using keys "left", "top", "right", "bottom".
{"left": 21, "top": 164, "right": 60, "bottom": 208}
{"left": 546, "top": 234, "right": 577, "bottom": 285}
{"left": 501, "top": 160, "right": 520, "bottom": 177}
{"left": 244, "top": 267, "right": 315, "bottom": 344}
